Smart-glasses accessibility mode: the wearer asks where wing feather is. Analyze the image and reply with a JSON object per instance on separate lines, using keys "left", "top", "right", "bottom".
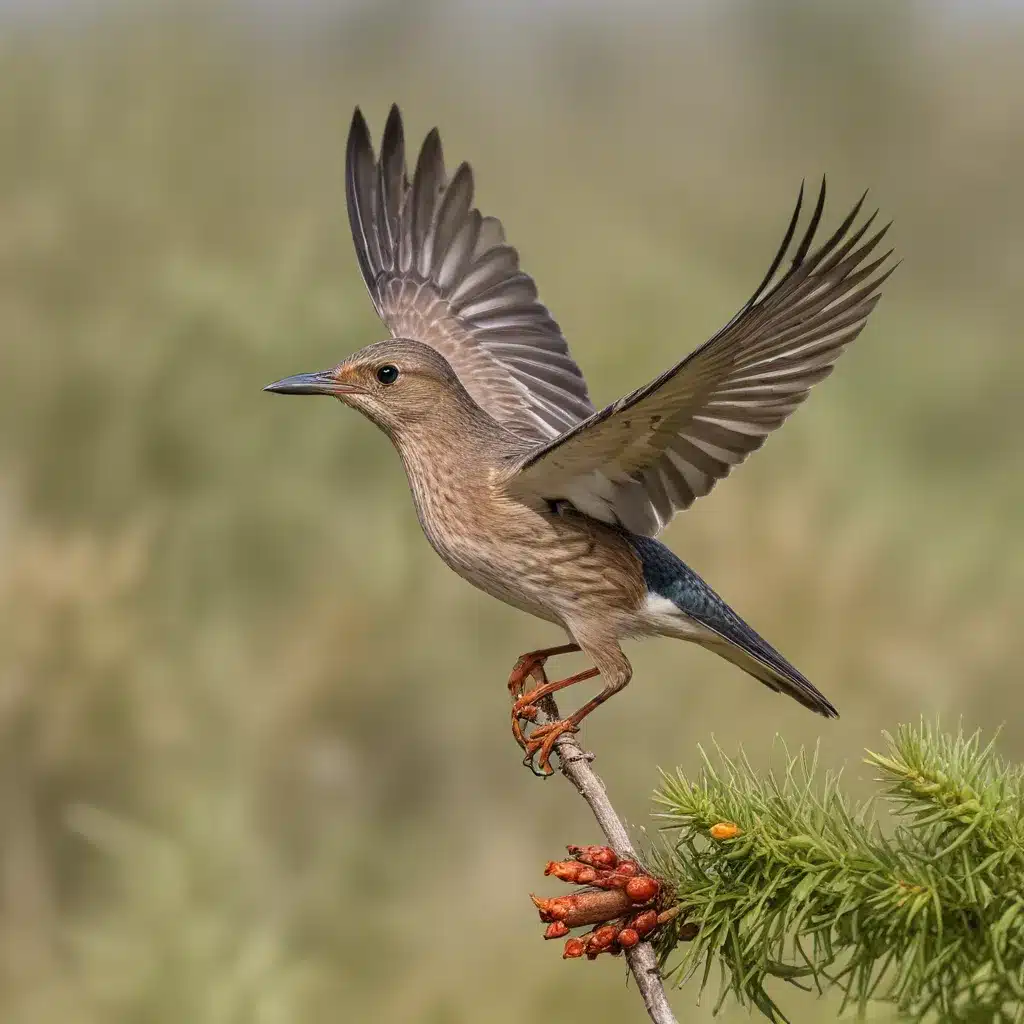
{"left": 509, "top": 180, "right": 896, "bottom": 535}
{"left": 346, "top": 106, "right": 593, "bottom": 441}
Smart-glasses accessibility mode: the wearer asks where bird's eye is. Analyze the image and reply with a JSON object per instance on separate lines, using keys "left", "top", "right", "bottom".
{"left": 376, "top": 364, "right": 399, "bottom": 385}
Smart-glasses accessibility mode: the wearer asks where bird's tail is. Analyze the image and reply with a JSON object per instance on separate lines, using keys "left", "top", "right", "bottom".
{"left": 626, "top": 534, "right": 838, "bottom": 718}
{"left": 697, "top": 615, "right": 838, "bottom": 718}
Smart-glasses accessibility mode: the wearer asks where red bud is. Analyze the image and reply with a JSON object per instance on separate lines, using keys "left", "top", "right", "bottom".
{"left": 590, "top": 925, "right": 618, "bottom": 948}
{"left": 563, "top": 938, "right": 586, "bottom": 958}
{"left": 630, "top": 910, "right": 659, "bottom": 937}
{"left": 544, "top": 860, "right": 598, "bottom": 884}
{"left": 544, "top": 921, "right": 570, "bottom": 940}
{"left": 530, "top": 894, "right": 561, "bottom": 922}
{"left": 617, "top": 928, "right": 640, "bottom": 948}
{"left": 625, "top": 876, "right": 660, "bottom": 904}
{"left": 567, "top": 845, "right": 618, "bottom": 870}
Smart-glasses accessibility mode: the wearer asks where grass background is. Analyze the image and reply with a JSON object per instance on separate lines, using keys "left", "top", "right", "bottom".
{"left": 0, "top": 1, "right": 1022, "bottom": 1020}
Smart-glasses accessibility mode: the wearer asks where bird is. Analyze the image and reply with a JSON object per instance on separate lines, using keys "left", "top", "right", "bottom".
{"left": 265, "top": 104, "right": 895, "bottom": 776}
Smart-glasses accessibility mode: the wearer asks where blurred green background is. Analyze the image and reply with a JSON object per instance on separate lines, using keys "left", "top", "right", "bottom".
{"left": 0, "top": 1, "right": 1022, "bottom": 1020}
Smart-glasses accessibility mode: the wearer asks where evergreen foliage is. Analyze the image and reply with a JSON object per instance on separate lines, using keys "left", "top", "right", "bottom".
{"left": 651, "top": 723, "right": 1024, "bottom": 1022}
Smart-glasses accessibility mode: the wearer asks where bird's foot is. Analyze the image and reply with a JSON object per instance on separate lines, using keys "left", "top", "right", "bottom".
{"left": 511, "top": 665, "right": 600, "bottom": 759}
{"left": 521, "top": 718, "right": 580, "bottom": 777}
{"left": 510, "top": 675, "right": 547, "bottom": 752}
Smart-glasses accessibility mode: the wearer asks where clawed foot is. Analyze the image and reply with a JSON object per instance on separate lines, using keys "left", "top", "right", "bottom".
{"left": 520, "top": 717, "right": 580, "bottom": 777}
{"left": 509, "top": 662, "right": 548, "bottom": 753}
{"left": 507, "top": 646, "right": 599, "bottom": 776}
{"left": 507, "top": 644, "right": 581, "bottom": 757}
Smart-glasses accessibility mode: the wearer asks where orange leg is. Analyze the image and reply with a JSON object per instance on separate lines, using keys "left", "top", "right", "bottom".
{"left": 508, "top": 644, "right": 583, "bottom": 753}
{"left": 507, "top": 644, "right": 581, "bottom": 701}
{"left": 511, "top": 667, "right": 600, "bottom": 722}
{"left": 516, "top": 668, "right": 601, "bottom": 776}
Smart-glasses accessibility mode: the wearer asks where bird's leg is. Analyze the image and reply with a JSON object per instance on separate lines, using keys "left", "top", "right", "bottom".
{"left": 522, "top": 669, "right": 631, "bottom": 777}
{"left": 512, "top": 665, "right": 601, "bottom": 741}
{"left": 506, "top": 643, "right": 581, "bottom": 702}
{"left": 508, "top": 644, "right": 582, "bottom": 749}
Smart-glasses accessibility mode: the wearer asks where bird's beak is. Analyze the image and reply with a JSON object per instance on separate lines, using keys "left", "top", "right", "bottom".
{"left": 263, "top": 370, "right": 362, "bottom": 396}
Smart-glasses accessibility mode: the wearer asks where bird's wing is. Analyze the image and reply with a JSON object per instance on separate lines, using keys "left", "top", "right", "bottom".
{"left": 346, "top": 105, "right": 595, "bottom": 443}
{"left": 508, "top": 181, "right": 896, "bottom": 536}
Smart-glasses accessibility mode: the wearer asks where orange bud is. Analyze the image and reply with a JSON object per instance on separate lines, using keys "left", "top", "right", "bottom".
{"left": 709, "top": 822, "right": 741, "bottom": 840}
{"left": 567, "top": 845, "right": 619, "bottom": 870}
{"left": 591, "top": 925, "right": 618, "bottom": 948}
{"left": 563, "top": 938, "right": 586, "bottom": 958}
{"left": 544, "top": 860, "right": 597, "bottom": 884}
{"left": 589, "top": 872, "right": 624, "bottom": 891}
{"left": 625, "top": 876, "right": 660, "bottom": 904}
{"left": 630, "top": 909, "right": 659, "bottom": 937}
{"left": 530, "top": 894, "right": 555, "bottom": 921}
{"left": 615, "top": 860, "right": 639, "bottom": 876}
{"left": 617, "top": 928, "right": 640, "bottom": 948}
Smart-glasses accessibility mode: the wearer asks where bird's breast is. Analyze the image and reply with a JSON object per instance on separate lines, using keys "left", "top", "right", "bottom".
{"left": 404, "top": 466, "right": 645, "bottom": 627}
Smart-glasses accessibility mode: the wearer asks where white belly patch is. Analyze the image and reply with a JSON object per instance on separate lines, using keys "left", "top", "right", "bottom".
{"left": 640, "top": 592, "right": 708, "bottom": 641}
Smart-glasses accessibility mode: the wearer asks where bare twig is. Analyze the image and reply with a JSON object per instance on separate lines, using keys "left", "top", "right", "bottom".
{"left": 533, "top": 690, "right": 680, "bottom": 1024}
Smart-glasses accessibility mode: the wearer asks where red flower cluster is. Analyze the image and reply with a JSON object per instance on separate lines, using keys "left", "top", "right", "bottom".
{"left": 530, "top": 844, "right": 692, "bottom": 960}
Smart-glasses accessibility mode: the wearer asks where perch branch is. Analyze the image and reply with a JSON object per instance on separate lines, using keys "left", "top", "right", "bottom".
{"left": 533, "top": 689, "right": 679, "bottom": 1024}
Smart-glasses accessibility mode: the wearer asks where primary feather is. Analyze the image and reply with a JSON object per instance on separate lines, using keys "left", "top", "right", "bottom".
{"left": 346, "top": 108, "right": 895, "bottom": 538}
{"left": 345, "top": 105, "right": 595, "bottom": 443}
{"left": 510, "top": 180, "right": 896, "bottom": 535}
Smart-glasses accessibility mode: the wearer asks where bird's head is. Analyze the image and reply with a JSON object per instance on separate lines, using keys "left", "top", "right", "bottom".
{"left": 264, "top": 338, "right": 471, "bottom": 441}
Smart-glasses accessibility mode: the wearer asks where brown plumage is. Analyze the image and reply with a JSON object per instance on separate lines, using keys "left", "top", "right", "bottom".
{"left": 266, "top": 105, "right": 896, "bottom": 774}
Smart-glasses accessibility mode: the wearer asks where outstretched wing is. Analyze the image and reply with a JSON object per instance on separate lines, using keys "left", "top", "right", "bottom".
{"left": 508, "top": 181, "right": 896, "bottom": 535}
{"left": 346, "top": 105, "right": 595, "bottom": 442}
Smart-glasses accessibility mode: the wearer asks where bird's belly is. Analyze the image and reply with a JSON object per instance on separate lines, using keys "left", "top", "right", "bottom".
{"left": 460, "top": 561, "right": 561, "bottom": 623}
{"left": 638, "top": 592, "right": 710, "bottom": 640}
{"left": 415, "top": 502, "right": 648, "bottom": 634}
{"left": 420, "top": 518, "right": 561, "bottom": 624}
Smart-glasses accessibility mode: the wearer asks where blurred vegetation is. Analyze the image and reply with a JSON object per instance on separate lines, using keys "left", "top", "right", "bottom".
{"left": 0, "top": 1, "right": 1021, "bottom": 1021}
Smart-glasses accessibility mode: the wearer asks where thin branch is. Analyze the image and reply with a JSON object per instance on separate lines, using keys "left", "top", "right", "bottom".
{"left": 534, "top": 691, "right": 680, "bottom": 1024}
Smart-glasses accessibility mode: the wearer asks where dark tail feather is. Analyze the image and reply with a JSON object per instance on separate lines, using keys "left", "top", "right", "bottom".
{"left": 701, "top": 613, "right": 838, "bottom": 718}
{"left": 624, "top": 534, "right": 838, "bottom": 718}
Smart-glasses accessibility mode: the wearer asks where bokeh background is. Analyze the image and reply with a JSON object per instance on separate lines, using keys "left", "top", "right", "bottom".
{"left": 1, "top": 0, "right": 1022, "bottom": 1020}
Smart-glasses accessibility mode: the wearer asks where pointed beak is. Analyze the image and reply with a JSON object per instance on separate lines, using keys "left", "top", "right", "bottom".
{"left": 263, "top": 370, "right": 361, "bottom": 396}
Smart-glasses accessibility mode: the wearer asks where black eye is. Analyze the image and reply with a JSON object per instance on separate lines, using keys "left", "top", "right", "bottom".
{"left": 376, "top": 364, "right": 399, "bottom": 385}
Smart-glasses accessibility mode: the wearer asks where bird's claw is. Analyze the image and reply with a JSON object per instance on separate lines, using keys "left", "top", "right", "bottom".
{"left": 521, "top": 718, "right": 580, "bottom": 776}
{"left": 506, "top": 644, "right": 588, "bottom": 773}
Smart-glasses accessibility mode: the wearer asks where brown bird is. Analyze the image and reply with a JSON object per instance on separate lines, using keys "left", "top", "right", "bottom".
{"left": 266, "top": 105, "right": 895, "bottom": 775}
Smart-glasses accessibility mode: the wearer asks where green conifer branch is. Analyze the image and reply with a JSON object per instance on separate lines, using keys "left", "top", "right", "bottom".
{"left": 648, "top": 722, "right": 1024, "bottom": 1022}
